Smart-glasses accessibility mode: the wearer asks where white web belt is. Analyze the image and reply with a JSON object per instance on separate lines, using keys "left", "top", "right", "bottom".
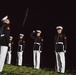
{"left": 1, "top": 34, "right": 5, "bottom": 37}
{"left": 34, "top": 42, "right": 40, "bottom": 45}
{"left": 56, "top": 42, "right": 63, "bottom": 44}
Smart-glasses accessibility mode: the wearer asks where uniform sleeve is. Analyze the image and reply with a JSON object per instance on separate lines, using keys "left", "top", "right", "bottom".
{"left": 22, "top": 41, "right": 25, "bottom": 51}
{"left": 40, "top": 38, "right": 43, "bottom": 51}
{"left": 54, "top": 36, "right": 56, "bottom": 50}
{"left": 0, "top": 25, "right": 4, "bottom": 36}
{"left": 0, "top": 26, "right": 3, "bottom": 35}
{"left": 30, "top": 32, "right": 35, "bottom": 39}
{"left": 5, "top": 25, "right": 10, "bottom": 44}
{"left": 11, "top": 42, "right": 13, "bottom": 51}
{"left": 18, "top": 40, "right": 20, "bottom": 51}
{"left": 63, "top": 35, "right": 67, "bottom": 50}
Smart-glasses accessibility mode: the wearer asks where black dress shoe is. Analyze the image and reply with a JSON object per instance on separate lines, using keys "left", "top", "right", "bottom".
{"left": 60, "top": 72, "right": 65, "bottom": 74}
{"left": 57, "top": 72, "right": 61, "bottom": 74}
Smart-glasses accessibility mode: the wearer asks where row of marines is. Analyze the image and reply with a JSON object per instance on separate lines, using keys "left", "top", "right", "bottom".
{"left": 0, "top": 16, "right": 67, "bottom": 74}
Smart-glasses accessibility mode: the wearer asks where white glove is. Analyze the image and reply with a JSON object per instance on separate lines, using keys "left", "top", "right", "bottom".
{"left": 9, "top": 43, "right": 11, "bottom": 47}
{"left": 64, "top": 50, "right": 66, "bottom": 53}
{"left": 39, "top": 51, "right": 42, "bottom": 53}
{"left": 33, "top": 30, "right": 35, "bottom": 33}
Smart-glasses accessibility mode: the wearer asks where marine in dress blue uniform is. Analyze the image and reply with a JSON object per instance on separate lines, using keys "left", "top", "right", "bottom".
{"left": 17, "top": 34, "right": 25, "bottom": 66}
{"left": 31, "top": 30, "right": 43, "bottom": 69}
{"left": 54, "top": 26, "right": 67, "bottom": 74}
{"left": 0, "top": 16, "right": 10, "bottom": 72}
{"left": 6, "top": 36, "right": 13, "bottom": 64}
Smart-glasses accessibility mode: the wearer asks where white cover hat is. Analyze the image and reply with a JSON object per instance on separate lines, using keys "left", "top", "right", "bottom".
{"left": 56, "top": 26, "right": 63, "bottom": 30}
{"left": 10, "top": 36, "right": 13, "bottom": 39}
{"left": 36, "top": 30, "right": 42, "bottom": 33}
{"left": 1, "top": 16, "right": 8, "bottom": 21}
{"left": 19, "top": 34, "right": 24, "bottom": 36}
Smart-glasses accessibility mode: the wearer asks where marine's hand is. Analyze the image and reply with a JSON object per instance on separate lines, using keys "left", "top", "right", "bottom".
{"left": 64, "top": 50, "right": 66, "bottom": 53}
{"left": 40, "top": 51, "right": 42, "bottom": 53}
{"left": 33, "top": 30, "right": 35, "bottom": 33}
{"left": 41, "top": 39, "right": 43, "bottom": 42}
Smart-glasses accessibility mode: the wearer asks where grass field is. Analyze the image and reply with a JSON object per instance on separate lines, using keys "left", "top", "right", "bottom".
{"left": 0, "top": 64, "right": 75, "bottom": 75}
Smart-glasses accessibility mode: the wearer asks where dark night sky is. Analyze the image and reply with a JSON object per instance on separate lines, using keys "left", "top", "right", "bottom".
{"left": 0, "top": 0, "right": 76, "bottom": 70}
